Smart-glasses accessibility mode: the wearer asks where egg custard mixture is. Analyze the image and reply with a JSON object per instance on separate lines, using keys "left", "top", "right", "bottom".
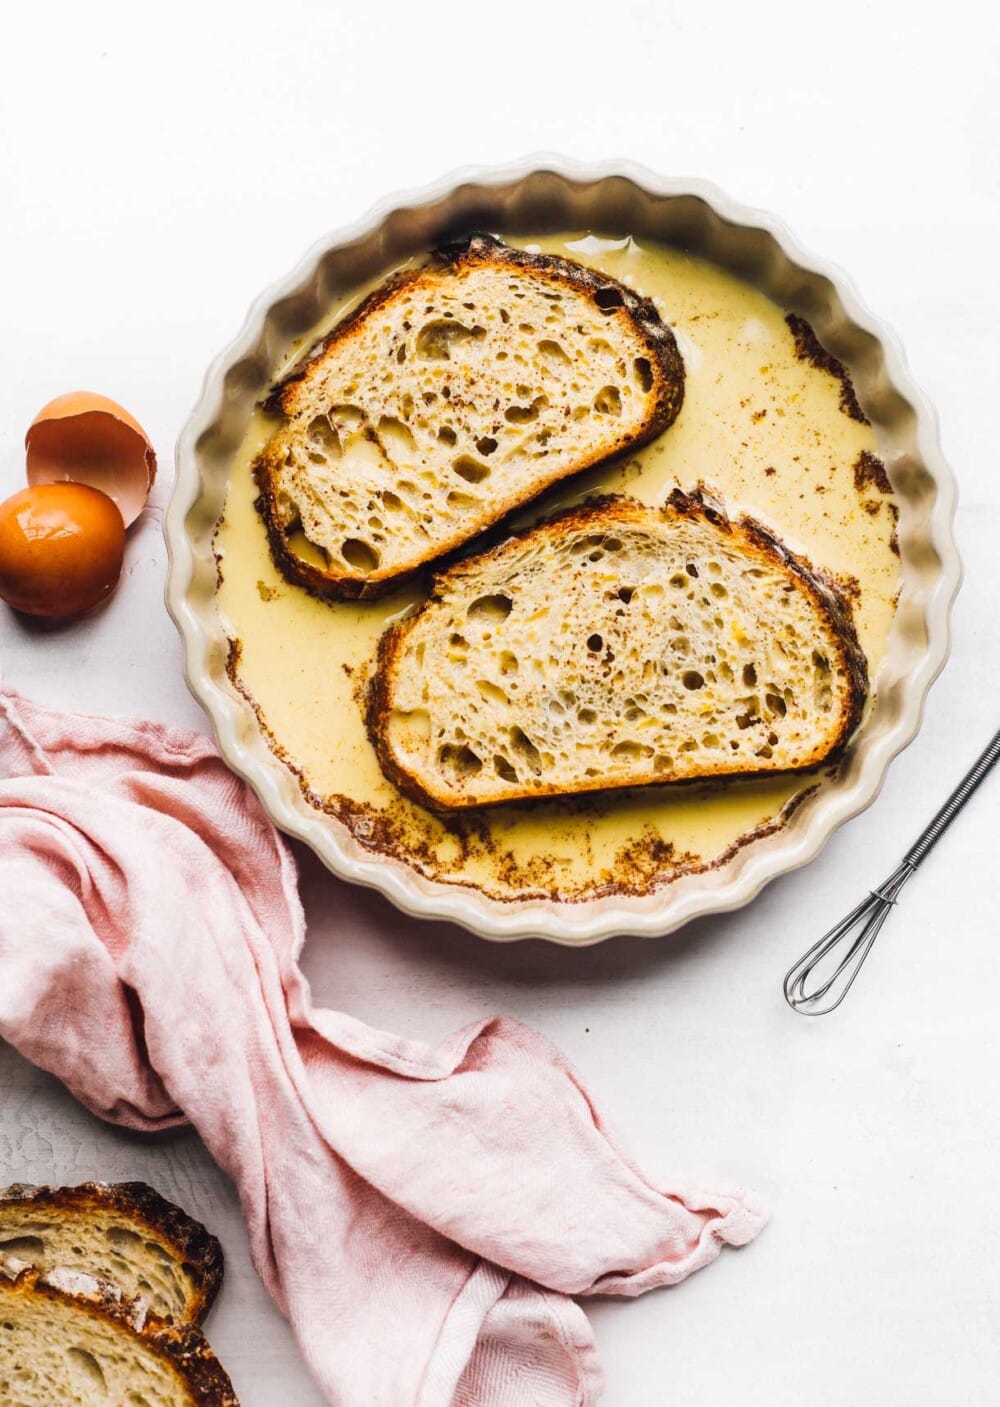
{"left": 215, "top": 234, "right": 900, "bottom": 902}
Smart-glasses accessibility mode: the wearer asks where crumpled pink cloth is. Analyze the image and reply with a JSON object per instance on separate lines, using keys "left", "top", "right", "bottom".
{"left": 0, "top": 686, "right": 765, "bottom": 1405}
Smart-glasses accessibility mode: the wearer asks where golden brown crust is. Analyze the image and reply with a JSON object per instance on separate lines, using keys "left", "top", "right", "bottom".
{"left": 0, "top": 1259, "right": 239, "bottom": 1405}
{"left": 367, "top": 487, "right": 869, "bottom": 811}
{"left": 0, "top": 1181, "right": 223, "bottom": 1324}
{"left": 253, "top": 233, "right": 685, "bottom": 600}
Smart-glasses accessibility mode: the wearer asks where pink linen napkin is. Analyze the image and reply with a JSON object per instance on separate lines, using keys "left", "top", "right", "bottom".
{"left": 0, "top": 685, "right": 765, "bottom": 1405}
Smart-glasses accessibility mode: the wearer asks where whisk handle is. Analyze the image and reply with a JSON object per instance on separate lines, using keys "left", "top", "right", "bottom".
{"left": 902, "top": 728, "right": 1000, "bottom": 869}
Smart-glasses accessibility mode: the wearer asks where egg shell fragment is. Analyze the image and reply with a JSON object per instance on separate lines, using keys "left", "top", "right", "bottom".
{"left": 26, "top": 392, "right": 156, "bottom": 527}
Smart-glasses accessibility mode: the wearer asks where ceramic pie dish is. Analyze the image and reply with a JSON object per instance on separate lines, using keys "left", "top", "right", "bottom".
{"left": 165, "top": 158, "right": 960, "bottom": 944}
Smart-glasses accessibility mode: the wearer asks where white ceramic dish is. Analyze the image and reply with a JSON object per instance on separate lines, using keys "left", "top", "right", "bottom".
{"left": 165, "top": 158, "right": 960, "bottom": 944}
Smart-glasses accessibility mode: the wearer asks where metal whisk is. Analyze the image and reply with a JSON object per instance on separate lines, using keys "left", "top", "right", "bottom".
{"left": 783, "top": 726, "right": 1000, "bottom": 1015}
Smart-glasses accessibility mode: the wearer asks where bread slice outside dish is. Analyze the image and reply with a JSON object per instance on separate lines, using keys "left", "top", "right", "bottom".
{"left": 0, "top": 1183, "right": 222, "bottom": 1328}
{"left": 0, "top": 1256, "right": 238, "bottom": 1406}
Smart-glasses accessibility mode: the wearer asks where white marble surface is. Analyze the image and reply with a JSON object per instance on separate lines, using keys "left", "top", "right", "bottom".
{"left": 2, "top": 2, "right": 999, "bottom": 1402}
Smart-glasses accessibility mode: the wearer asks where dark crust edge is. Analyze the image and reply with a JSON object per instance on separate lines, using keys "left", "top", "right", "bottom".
{"left": 0, "top": 1260, "right": 239, "bottom": 1406}
{"left": 0, "top": 1181, "right": 223, "bottom": 1325}
{"left": 366, "top": 487, "right": 869, "bottom": 812}
{"left": 252, "top": 231, "right": 685, "bottom": 601}
{"left": 785, "top": 313, "right": 869, "bottom": 425}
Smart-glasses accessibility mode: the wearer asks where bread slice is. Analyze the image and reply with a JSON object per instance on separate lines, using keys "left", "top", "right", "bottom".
{"left": 367, "top": 488, "right": 868, "bottom": 810}
{"left": 254, "top": 233, "right": 685, "bottom": 599}
{"left": 0, "top": 1184, "right": 222, "bottom": 1327}
{"left": 0, "top": 1257, "right": 238, "bottom": 1406}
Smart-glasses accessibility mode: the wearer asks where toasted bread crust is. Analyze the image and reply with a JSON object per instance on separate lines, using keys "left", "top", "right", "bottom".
{"left": 253, "top": 233, "right": 685, "bottom": 600}
{"left": 367, "top": 488, "right": 868, "bottom": 811}
{"left": 0, "top": 1181, "right": 223, "bottom": 1324}
{"left": 0, "top": 1258, "right": 239, "bottom": 1405}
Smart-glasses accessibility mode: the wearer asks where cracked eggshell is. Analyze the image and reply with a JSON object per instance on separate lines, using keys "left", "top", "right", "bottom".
{"left": 26, "top": 392, "right": 156, "bottom": 527}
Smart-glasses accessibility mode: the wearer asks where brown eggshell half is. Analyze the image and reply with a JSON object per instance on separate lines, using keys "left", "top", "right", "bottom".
{"left": 26, "top": 392, "right": 156, "bottom": 527}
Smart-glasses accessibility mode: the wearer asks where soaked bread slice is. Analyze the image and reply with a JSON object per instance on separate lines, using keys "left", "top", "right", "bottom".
{"left": 0, "top": 1184, "right": 222, "bottom": 1327}
{"left": 0, "top": 1258, "right": 238, "bottom": 1406}
{"left": 254, "top": 233, "right": 685, "bottom": 598}
{"left": 368, "top": 488, "right": 868, "bottom": 810}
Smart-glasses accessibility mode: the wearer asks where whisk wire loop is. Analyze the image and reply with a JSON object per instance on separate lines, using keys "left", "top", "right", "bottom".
{"left": 783, "top": 728, "right": 1000, "bottom": 1015}
{"left": 783, "top": 861, "right": 914, "bottom": 1014}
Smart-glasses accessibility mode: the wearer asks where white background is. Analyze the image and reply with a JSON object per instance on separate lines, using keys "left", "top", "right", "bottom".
{"left": 2, "top": 3, "right": 999, "bottom": 1402}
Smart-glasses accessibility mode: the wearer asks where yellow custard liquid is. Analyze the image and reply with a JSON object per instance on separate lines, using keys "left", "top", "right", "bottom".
{"left": 215, "top": 234, "right": 899, "bottom": 901}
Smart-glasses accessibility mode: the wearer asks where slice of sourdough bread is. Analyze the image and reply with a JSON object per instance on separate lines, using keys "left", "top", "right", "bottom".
{"left": 254, "top": 233, "right": 685, "bottom": 599}
{"left": 368, "top": 488, "right": 868, "bottom": 810}
{"left": 0, "top": 1258, "right": 238, "bottom": 1406}
{"left": 0, "top": 1184, "right": 222, "bottom": 1327}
